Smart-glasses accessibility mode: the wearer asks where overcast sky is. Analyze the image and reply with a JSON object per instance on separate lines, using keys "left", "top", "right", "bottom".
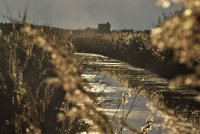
{"left": 0, "top": 0, "right": 180, "bottom": 30}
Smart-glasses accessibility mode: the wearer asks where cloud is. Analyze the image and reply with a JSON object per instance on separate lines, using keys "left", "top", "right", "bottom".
{"left": 0, "top": 0, "right": 177, "bottom": 30}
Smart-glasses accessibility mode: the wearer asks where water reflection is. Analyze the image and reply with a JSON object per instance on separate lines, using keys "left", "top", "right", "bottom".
{"left": 77, "top": 53, "right": 200, "bottom": 134}
{"left": 82, "top": 72, "right": 163, "bottom": 133}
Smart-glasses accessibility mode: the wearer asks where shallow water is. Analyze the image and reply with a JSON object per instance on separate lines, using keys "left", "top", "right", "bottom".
{"left": 82, "top": 71, "right": 164, "bottom": 134}
{"left": 77, "top": 53, "right": 200, "bottom": 134}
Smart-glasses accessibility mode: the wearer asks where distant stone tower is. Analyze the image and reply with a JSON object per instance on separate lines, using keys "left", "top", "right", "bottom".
{"left": 98, "top": 22, "right": 111, "bottom": 33}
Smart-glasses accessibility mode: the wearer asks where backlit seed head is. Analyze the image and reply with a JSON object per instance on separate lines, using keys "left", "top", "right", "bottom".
{"left": 57, "top": 113, "right": 66, "bottom": 122}
{"left": 184, "top": 9, "right": 192, "bottom": 17}
{"left": 156, "top": 0, "right": 171, "bottom": 8}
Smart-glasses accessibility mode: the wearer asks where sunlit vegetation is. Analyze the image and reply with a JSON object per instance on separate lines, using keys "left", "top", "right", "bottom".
{"left": 73, "top": 30, "right": 193, "bottom": 79}
{"left": 0, "top": 0, "right": 200, "bottom": 134}
{"left": 73, "top": 31, "right": 152, "bottom": 54}
{"left": 152, "top": 0, "right": 200, "bottom": 89}
{"left": 0, "top": 23, "right": 116, "bottom": 133}
{"left": 73, "top": 32, "right": 165, "bottom": 72}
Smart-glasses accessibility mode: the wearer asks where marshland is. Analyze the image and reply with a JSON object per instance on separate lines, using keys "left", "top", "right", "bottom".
{"left": 0, "top": 0, "right": 200, "bottom": 134}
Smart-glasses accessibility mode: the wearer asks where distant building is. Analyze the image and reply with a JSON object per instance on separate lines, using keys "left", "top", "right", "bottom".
{"left": 98, "top": 22, "right": 111, "bottom": 33}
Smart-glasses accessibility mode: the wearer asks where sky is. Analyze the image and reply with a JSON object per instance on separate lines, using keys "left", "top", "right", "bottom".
{"left": 0, "top": 0, "right": 180, "bottom": 30}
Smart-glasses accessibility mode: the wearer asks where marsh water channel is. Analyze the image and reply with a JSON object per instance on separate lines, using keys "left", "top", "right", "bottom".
{"left": 76, "top": 53, "right": 200, "bottom": 134}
